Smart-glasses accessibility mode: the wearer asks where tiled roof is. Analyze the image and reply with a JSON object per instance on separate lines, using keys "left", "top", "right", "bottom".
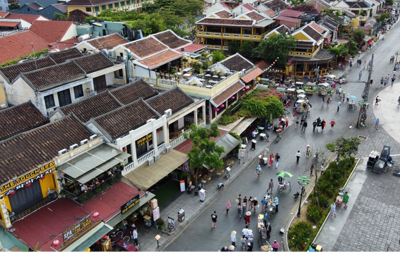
{"left": 6, "top": 14, "right": 45, "bottom": 24}
{"left": 124, "top": 37, "right": 167, "bottom": 59}
{"left": 309, "top": 21, "right": 325, "bottom": 34}
{"left": 29, "top": 21, "right": 74, "bottom": 43}
{"left": 0, "top": 11, "right": 10, "bottom": 18}
{"left": 61, "top": 91, "right": 122, "bottom": 123}
{"left": 0, "top": 115, "right": 92, "bottom": 184}
{"left": 211, "top": 81, "right": 245, "bottom": 107}
{"left": 0, "top": 21, "right": 20, "bottom": 27}
{"left": 220, "top": 53, "right": 253, "bottom": 72}
{"left": 346, "top": 1, "right": 370, "bottom": 8}
{"left": 0, "top": 31, "right": 49, "bottom": 65}
{"left": 319, "top": 16, "right": 339, "bottom": 32}
{"left": 241, "top": 67, "right": 264, "bottom": 83}
{"left": 265, "top": 9, "right": 277, "bottom": 18}
{"left": 48, "top": 47, "right": 82, "bottom": 63}
{"left": 73, "top": 52, "right": 114, "bottom": 74}
{"left": 49, "top": 38, "right": 79, "bottom": 50}
{"left": 279, "top": 9, "right": 305, "bottom": 18}
{"left": 146, "top": 87, "right": 194, "bottom": 115}
{"left": 86, "top": 33, "right": 128, "bottom": 50}
{"left": 51, "top": 3, "right": 68, "bottom": 13}
{"left": 110, "top": 79, "right": 157, "bottom": 105}
{"left": 93, "top": 99, "right": 159, "bottom": 140}
{"left": 152, "top": 30, "right": 191, "bottom": 49}
{"left": 275, "top": 15, "right": 302, "bottom": 23}
{"left": 0, "top": 102, "right": 48, "bottom": 141}
{"left": 179, "top": 43, "right": 204, "bottom": 53}
{"left": 0, "top": 57, "right": 55, "bottom": 83}
{"left": 242, "top": 3, "right": 255, "bottom": 11}
{"left": 215, "top": 10, "right": 231, "bottom": 18}
{"left": 22, "top": 61, "right": 86, "bottom": 91}
{"left": 275, "top": 24, "right": 290, "bottom": 33}
{"left": 136, "top": 50, "right": 182, "bottom": 69}
{"left": 262, "top": 0, "right": 289, "bottom": 11}
{"left": 302, "top": 24, "right": 323, "bottom": 42}
{"left": 245, "top": 11, "right": 266, "bottom": 22}
{"left": 197, "top": 18, "right": 254, "bottom": 26}
{"left": 25, "top": 2, "right": 43, "bottom": 11}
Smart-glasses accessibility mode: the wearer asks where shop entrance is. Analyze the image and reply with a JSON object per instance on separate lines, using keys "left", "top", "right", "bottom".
{"left": 9, "top": 180, "right": 43, "bottom": 215}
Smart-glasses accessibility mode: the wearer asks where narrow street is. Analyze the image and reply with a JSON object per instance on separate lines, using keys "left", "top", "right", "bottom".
{"left": 162, "top": 20, "right": 400, "bottom": 252}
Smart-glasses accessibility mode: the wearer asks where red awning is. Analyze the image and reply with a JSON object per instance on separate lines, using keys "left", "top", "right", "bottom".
{"left": 241, "top": 67, "right": 264, "bottom": 83}
{"left": 0, "top": 21, "right": 19, "bottom": 27}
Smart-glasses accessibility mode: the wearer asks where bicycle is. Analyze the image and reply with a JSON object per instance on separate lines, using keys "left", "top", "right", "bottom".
{"left": 256, "top": 166, "right": 262, "bottom": 180}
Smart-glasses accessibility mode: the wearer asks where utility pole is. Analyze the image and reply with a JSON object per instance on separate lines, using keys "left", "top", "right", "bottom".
{"left": 313, "top": 151, "right": 320, "bottom": 206}
{"left": 356, "top": 54, "right": 374, "bottom": 128}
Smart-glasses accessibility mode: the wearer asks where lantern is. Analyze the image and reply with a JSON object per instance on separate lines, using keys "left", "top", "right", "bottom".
{"left": 52, "top": 240, "right": 60, "bottom": 247}
{"left": 256, "top": 77, "right": 261, "bottom": 82}
{"left": 242, "top": 88, "right": 246, "bottom": 91}
{"left": 215, "top": 108, "right": 219, "bottom": 112}
{"left": 231, "top": 96, "right": 235, "bottom": 100}
{"left": 245, "top": 86, "right": 250, "bottom": 90}
{"left": 93, "top": 212, "right": 100, "bottom": 218}
{"left": 220, "top": 104, "right": 225, "bottom": 108}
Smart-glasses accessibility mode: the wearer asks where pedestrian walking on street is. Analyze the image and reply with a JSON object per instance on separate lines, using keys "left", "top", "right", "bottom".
{"left": 375, "top": 118, "right": 380, "bottom": 129}
{"left": 300, "top": 116, "right": 305, "bottom": 126}
{"left": 226, "top": 200, "right": 231, "bottom": 216}
{"left": 316, "top": 120, "right": 322, "bottom": 133}
{"left": 272, "top": 240, "right": 280, "bottom": 252}
{"left": 296, "top": 117, "right": 299, "bottom": 128}
{"left": 312, "top": 120, "right": 317, "bottom": 132}
{"left": 263, "top": 211, "right": 268, "bottom": 227}
{"left": 253, "top": 197, "right": 258, "bottom": 213}
{"left": 326, "top": 97, "right": 330, "bottom": 109}
{"left": 330, "top": 119, "right": 336, "bottom": 129}
{"left": 132, "top": 227, "right": 139, "bottom": 246}
{"left": 302, "top": 120, "right": 308, "bottom": 131}
{"left": 237, "top": 202, "right": 242, "bottom": 218}
{"left": 376, "top": 96, "right": 380, "bottom": 105}
{"left": 274, "top": 196, "right": 279, "bottom": 213}
{"left": 266, "top": 222, "right": 272, "bottom": 239}
{"left": 268, "top": 179, "right": 274, "bottom": 194}
{"left": 285, "top": 116, "right": 289, "bottom": 127}
{"left": 268, "top": 153, "right": 274, "bottom": 168}
{"left": 320, "top": 99, "right": 325, "bottom": 109}
{"left": 275, "top": 153, "right": 281, "bottom": 169}
{"left": 211, "top": 211, "right": 218, "bottom": 228}
{"left": 359, "top": 70, "right": 362, "bottom": 80}
{"left": 241, "top": 235, "right": 247, "bottom": 251}
{"left": 343, "top": 192, "right": 350, "bottom": 208}
{"left": 242, "top": 201, "right": 247, "bottom": 218}
{"left": 322, "top": 119, "right": 326, "bottom": 131}
{"left": 310, "top": 163, "right": 314, "bottom": 176}
{"left": 330, "top": 202, "right": 336, "bottom": 218}
{"left": 245, "top": 211, "right": 251, "bottom": 226}
{"left": 342, "top": 92, "right": 346, "bottom": 102}
{"left": 296, "top": 150, "right": 301, "bottom": 164}
{"left": 337, "top": 102, "right": 341, "bottom": 112}
{"left": 242, "top": 226, "right": 249, "bottom": 239}
{"left": 392, "top": 76, "right": 396, "bottom": 86}
{"left": 261, "top": 196, "right": 267, "bottom": 212}
{"left": 231, "top": 231, "right": 237, "bottom": 247}
{"left": 237, "top": 194, "right": 242, "bottom": 205}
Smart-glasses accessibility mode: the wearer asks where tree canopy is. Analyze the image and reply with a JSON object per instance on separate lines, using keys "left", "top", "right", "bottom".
{"left": 239, "top": 41, "right": 255, "bottom": 58}
{"left": 326, "top": 137, "right": 360, "bottom": 162}
{"left": 211, "top": 50, "right": 226, "bottom": 64}
{"left": 254, "top": 32, "right": 296, "bottom": 69}
{"left": 184, "top": 123, "right": 225, "bottom": 186}
{"left": 241, "top": 91, "right": 284, "bottom": 119}
{"left": 228, "top": 40, "right": 240, "bottom": 55}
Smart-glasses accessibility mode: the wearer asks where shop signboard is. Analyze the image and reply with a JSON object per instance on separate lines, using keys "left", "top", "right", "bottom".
{"left": 136, "top": 133, "right": 152, "bottom": 147}
{"left": 62, "top": 214, "right": 92, "bottom": 244}
{"left": 120, "top": 194, "right": 140, "bottom": 214}
{"left": 0, "top": 161, "right": 55, "bottom": 196}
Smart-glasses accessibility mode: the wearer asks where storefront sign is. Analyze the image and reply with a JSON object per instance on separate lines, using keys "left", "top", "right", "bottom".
{"left": 63, "top": 214, "right": 92, "bottom": 244}
{"left": 120, "top": 194, "right": 140, "bottom": 214}
{"left": 136, "top": 134, "right": 152, "bottom": 147}
{"left": 0, "top": 161, "right": 55, "bottom": 196}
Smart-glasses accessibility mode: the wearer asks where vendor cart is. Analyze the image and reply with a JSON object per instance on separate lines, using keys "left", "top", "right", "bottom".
{"left": 305, "top": 87, "right": 314, "bottom": 95}
{"left": 371, "top": 145, "right": 394, "bottom": 174}
{"left": 318, "top": 82, "right": 331, "bottom": 96}
{"left": 367, "top": 151, "right": 380, "bottom": 168}
{"left": 296, "top": 99, "right": 306, "bottom": 113}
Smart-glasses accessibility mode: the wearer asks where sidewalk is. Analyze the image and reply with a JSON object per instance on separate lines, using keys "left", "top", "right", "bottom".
{"left": 138, "top": 122, "right": 291, "bottom": 251}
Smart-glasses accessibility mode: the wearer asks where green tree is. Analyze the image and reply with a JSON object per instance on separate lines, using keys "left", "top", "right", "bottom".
{"left": 228, "top": 40, "right": 240, "bottom": 55}
{"left": 184, "top": 123, "right": 225, "bottom": 186}
{"left": 353, "top": 29, "right": 365, "bottom": 45}
{"left": 239, "top": 41, "right": 255, "bottom": 58}
{"left": 241, "top": 92, "right": 284, "bottom": 120}
{"left": 254, "top": 32, "right": 296, "bottom": 69}
{"left": 376, "top": 13, "right": 390, "bottom": 23}
{"left": 326, "top": 137, "right": 360, "bottom": 162}
{"left": 329, "top": 44, "right": 348, "bottom": 57}
{"left": 211, "top": 50, "right": 226, "bottom": 64}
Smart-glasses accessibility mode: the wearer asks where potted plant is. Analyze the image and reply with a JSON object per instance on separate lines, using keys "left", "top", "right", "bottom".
{"left": 155, "top": 218, "right": 165, "bottom": 230}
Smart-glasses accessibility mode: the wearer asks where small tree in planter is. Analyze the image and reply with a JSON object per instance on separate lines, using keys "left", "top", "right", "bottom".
{"left": 326, "top": 136, "right": 360, "bottom": 162}
{"left": 156, "top": 218, "right": 166, "bottom": 230}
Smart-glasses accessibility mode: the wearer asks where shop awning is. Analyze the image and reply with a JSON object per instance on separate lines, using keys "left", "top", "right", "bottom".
{"left": 241, "top": 67, "right": 264, "bottom": 83}
{"left": 230, "top": 117, "right": 258, "bottom": 135}
{"left": 216, "top": 133, "right": 241, "bottom": 159}
{"left": 210, "top": 80, "right": 245, "bottom": 107}
{"left": 62, "top": 222, "right": 113, "bottom": 252}
{"left": 58, "top": 144, "right": 130, "bottom": 182}
{"left": 124, "top": 150, "right": 189, "bottom": 191}
{"left": 76, "top": 157, "right": 127, "bottom": 184}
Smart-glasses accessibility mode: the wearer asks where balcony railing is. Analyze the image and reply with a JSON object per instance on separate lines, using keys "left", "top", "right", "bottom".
{"left": 122, "top": 162, "right": 135, "bottom": 175}
{"left": 158, "top": 143, "right": 166, "bottom": 153}
{"left": 137, "top": 149, "right": 155, "bottom": 165}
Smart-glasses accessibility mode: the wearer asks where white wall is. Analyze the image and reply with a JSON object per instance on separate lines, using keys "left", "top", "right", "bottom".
{"left": 6, "top": 78, "right": 36, "bottom": 107}
{"left": 105, "top": 72, "right": 114, "bottom": 86}
{"left": 61, "top": 24, "right": 78, "bottom": 41}
{"left": 75, "top": 42, "right": 98, "bottom": 53}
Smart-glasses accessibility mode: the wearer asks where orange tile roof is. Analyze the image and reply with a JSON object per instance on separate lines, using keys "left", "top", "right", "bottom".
{"left": 6, "top": 13, "right": 46, "bottom": 24}
{"left": 0, "top": 31, "right": 49, "bottom": 65}
{"left": 124, "top": 37, "right": 167, "bottom": 58}
{"left": 0, "top": 21, "right": 19, "bottom": 27}
{"left": 136, "top": 50, "right": 182, "bottom": 69}
{"left": 87, "top": 33, "right": 128, "bottom": 50}
{"left": 265, "top": 9, "right": 277, "bottom": 18}
{"left": 241, "top": 67, "right": 264, "bottom": 83}
{"left": 0, "top": 11, "right": 10, "bottom": 18}
{"left": 29, "top": 21, "right": 73, "bottom": 43}
{"left": 211, "top": 81, "right": 245, "bottom": 107}
{"left": 309, "top": 21, "right": 325, "bottom": 34}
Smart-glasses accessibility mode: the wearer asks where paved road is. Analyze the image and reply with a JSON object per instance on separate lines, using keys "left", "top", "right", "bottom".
{"left": 163, "top": 18, "right": 400, "bottom": 252}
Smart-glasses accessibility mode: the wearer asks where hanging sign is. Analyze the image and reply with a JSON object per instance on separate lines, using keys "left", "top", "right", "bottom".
{"left": 120, "top": 194, "right": 140, "bottom": 214}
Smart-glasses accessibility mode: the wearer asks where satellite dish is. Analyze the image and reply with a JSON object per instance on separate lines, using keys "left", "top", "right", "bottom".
{"left": 209, "top": 56, "right": 213, "bottom": 62}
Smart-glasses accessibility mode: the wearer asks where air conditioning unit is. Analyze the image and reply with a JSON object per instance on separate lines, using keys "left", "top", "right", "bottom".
{"left": 166, "top": 145, "right": 172, "bottom": 153}
{"left": 164, "top": 109, "right": 172, "bottom": 117}
{"left": 147, "top": 158, "right": 154, "bottom": 165}
{"left": 80, "top": 139, "right": 88, "bottom": 146}
{"left": 154, "top": 154, "right": 160, "bottom": 161}
{"left": 89, "top": 134, "right": 98, "bottom": 141}
{"left": 58, "top": 149, "right": 67, "bottom": 156}
{"left": 69, "top": 144, "right": 78, "bottom": 150}
{"left": 147, "top": 118, "right": 156, "bottom": 124}
{"left": 129, "top": 78, "right": 137, "bottom": 83}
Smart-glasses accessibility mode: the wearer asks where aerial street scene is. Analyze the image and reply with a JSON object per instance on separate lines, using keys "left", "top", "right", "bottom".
{"left": 0, "top": 0, "right": 400, "bottom": 257}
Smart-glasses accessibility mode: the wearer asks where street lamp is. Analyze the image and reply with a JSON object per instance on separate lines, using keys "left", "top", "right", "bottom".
{"left": 296, "top": 176, "right": 311, "bottom": 217}
{"left": 356, "top": 54, "right": 374, "bottom": 128}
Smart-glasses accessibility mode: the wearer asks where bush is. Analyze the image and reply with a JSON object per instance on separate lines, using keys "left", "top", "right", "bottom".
{"left": 306, "top": 205, "right": 324, "bottom": 224}
{"left": 288, "top": 221, "right": 314, "bottom": 251}
{"left": 219, "top": 114, "right": 235, "bottom": 125}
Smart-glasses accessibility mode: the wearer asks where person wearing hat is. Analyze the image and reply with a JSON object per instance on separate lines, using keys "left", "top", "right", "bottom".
{"left": 231, "top": 231, "right": 237, "bottom": 247}
{"left": 272, "top": 240, "right": 280, "bottom": 252}
{"left": 220, "top": 246, "right": 228, "bottom": 252}
{"left": 252, "top": 197, "right": 258, "bottom": 213}
{"left": 228, "top": 245, "right": 235, "bottom": 252}
{"left": 245, "top": 211, "right": 251, "bottom": 226}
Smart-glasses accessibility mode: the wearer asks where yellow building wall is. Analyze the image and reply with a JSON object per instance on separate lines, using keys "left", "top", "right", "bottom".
{"left": 293, "top": 32, "right": 311, "bottom": 41}
{"left": 0, "top": 83, "right": 6, "bottom": 107}
{"left": 67, "top": 6, "right": 90, "bottom": 14}
{"left": 39, "top": 173, "right": 57, "bottom": 198}
{"left": 351, "top": 17, "right": 360, "bottom": 28}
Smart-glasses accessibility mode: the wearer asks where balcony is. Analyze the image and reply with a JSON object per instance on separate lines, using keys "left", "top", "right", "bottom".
{"left": 197, "top": 31, "right": 263, "bottom": 41}
{"left": 62, "top": 171, "right": 122, "bottom": 204}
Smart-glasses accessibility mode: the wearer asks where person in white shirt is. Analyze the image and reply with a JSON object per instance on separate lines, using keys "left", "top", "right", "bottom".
{"left": 296, "top": 151, "right": 301, "bottom": 164}
{"left": 132, "top": 227, "right": 138, "bottom": 246}
{"left": 242, "top": 225, "right": 249, "bottom": 238}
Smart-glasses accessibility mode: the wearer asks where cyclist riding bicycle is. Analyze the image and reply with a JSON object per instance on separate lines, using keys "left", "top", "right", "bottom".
{"left": 256, "top": 165, "right": 262, "bottom": 179}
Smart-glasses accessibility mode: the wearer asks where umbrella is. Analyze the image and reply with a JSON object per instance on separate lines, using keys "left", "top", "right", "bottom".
{"left": 276, "top": 171, "right": 293, "bottom": 178}
{"left": 296, "top": 89, "right": 305, "bottom": 94}
{"left": 348, "top": 95, "right": 358, "bottom": 101}
{"left": 297, "top": 176, "right": 311, "bottom": 186}
{"left": 325, "top": 74, "right": 336, "bottom": 79}
{"left": 298, "top": 94, "right": 306, "bottom": 98}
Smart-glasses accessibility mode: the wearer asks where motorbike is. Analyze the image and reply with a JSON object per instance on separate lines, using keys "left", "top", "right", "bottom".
{"left": 294, "top": 192, "right": 300, "bottom": 200}
{"left": 276, "top": 132, "right": 281, "bottom": 143}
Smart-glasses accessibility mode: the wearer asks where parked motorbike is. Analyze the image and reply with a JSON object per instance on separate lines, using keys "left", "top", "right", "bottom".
{"left": 294, "top": 192, "right": 300, "bottom": 200}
